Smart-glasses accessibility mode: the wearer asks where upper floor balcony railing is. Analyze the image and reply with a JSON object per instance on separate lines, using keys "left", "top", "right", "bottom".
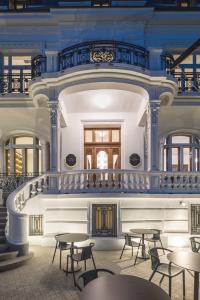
{"left": 0, "top": 73, "right": 32, "bottom": 95}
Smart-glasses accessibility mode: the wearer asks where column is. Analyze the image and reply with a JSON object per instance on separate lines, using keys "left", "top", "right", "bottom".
{"left": 45, "top": 51, "right": 58, "bottom": 73}
{"left": 0, "top": 143, "right": 4, "bottom": 174}
{"left": 49, "top": 102, "right": 58, "bottom": 173}
{"left": 49, "top": 102, "right": 59, "bottom": 192}
{"left": 148, "top": 48, "right": 164, "bottom": 71}
{"left": 147, "top": 100, "right": 160, "bottom": 171}
{"left": 41, "top": 141, "right": 48, "bottom": 173}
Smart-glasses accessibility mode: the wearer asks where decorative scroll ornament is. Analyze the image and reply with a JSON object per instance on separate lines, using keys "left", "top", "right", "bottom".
{"left": 90, "top": 49, "right": 114, "bottom": 63}
{"left": 129, "top": 153, "right": 141, "bottom": 167}
{"left": 65, "top": 154, "right": 77, "bottom": 167}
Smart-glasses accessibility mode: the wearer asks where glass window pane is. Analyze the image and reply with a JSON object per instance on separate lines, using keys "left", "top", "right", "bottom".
{"left": 15, "top": 136, "right": 33, "bottom": 145}
{"left": 172, "top": 135, "right": 190, "bottom": 144}
{"left": 86, "top": 154, "right": 92, "bottom": 169}
{"left": 172, "top": 148, "right": 179, "bottom": 171}
{"left": 26, "top": 149, "right": 33, "bottom": 173}
{"left": 14, "top": 149, "right": 23, "bottom": 175}
{"left": 97, "top": 150, "right": 108, "bottom": 169}
{"left": 85, "top": 130, "right": 93, "bottom": 143}
{"left": 112, "top": 130, "right": 120, "bottom": 142}
{"left": 39, "top": 149, "right": 42, "bottom": 174}
{"left": 6, "top": 150, "right": 10, "bottom": 175}
{"left": 4, "top": 56, "right": 8, "bottom": 66}
{"left": 95, "top": 130, "right": 109, "bottom": 143}
{"left": 194, "top": 149, "right": 199, "bottom": 171}
{"left": 183, "top": 148, "right": 191, "bottom": 172}
{"left": 163, "top": 148, "right": 167, "bottom": 171}
{"left": 12, "top": 56, "right": 31, "bottom": 66}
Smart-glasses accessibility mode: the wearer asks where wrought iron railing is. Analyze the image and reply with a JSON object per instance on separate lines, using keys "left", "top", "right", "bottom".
{"left": 0, "top": 73, "right": 32, "bottom": 95}
{"left": 31, "top": 55, "right": 47, "bottom": 78}
{"left": 58, "top": 40, "right": 149, "bottom": 71}
{"left": 161, "top": 53, "right": 174, "bottom": 73}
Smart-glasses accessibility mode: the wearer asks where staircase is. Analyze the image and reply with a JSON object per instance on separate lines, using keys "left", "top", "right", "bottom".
{"left": 0, "top": 205, "right": 33, "bottom": 271}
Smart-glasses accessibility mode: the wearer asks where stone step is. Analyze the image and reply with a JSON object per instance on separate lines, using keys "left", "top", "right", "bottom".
{"left": 0, "top": 251, "right": 18, "bottom": 261}
{"left": 0, "top": 229, "right": 5, "bottom": 237}
{"left": 0, "top": 252, "right": 33, "bottom": 272}
{"left": 0, "top": 236, "right": 6, "bottom": 243}
{"left": 0, "top": 223, "right": 6, "bottom": 229}
{"left": 0, "top": 207, "right": 7, "bottom": 213}
{"left": 0, "top": 217, "right": 7, "bottom": 223}
{"left": 0, "top": 212, "right": 7, "bottom": 218}
{"left": 0, "top": 244, "right": 8, "bottom": 253}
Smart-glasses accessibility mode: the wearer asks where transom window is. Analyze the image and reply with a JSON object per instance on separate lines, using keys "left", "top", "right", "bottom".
{"left": 163, "top": 134, "right": 200, "bottom": 172}
{"left": 5, "top": 135, "right": 42, "bottom": 175}
{"left": 84, "top": 128, "right": 120, "bottom": 144}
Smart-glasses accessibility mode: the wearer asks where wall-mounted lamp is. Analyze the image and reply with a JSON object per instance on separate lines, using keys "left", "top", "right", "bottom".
{"left": 179, "top": 201, "right": 186, "bottom": 207}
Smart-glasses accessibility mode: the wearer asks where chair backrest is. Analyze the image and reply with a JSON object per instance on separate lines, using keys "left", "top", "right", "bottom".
{"left": 190, "top": 237, "right": 200, "bottom": 252}
{"left": 152, "top": 229, "right": 161, "bottom": 240}
{"left": 124, "top": 233, "right": 132, "bottom": 246}
{"left": 80, "top": 243, "right": 94, "bottom": 260}
{"left": 149, "top": 247, "right": 161, "bottom": 270}
{"left": 77, "top": 268, "right": 115, "bottom": 290}
{"left": 55, "top": 234, "right": 68, "bottom": 248}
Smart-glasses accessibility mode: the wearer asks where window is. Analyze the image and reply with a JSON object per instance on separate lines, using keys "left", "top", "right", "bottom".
{"left": 163, "top": 134, "right": 200, "bottom": 172}
{"left": 5, "top": 135, "right": 42, "bottom": 175}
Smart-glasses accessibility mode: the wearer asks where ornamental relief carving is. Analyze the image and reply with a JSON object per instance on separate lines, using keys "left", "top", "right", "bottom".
{"left": 90, "top": 49, "right": 114, "bottom": 63}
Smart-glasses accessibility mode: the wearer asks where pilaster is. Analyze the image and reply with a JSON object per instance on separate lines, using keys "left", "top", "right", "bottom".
{"left": 147, "top": 100, "right": 160, "bottom": 171}
{"left": 148, "top": 48, "right": 164, "bottom": 71}
{"left": 45, "top": 51, "right": 59, "bottom": 73}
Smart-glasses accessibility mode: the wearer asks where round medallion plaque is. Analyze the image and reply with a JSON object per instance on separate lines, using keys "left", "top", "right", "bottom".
{"left": 65, "top": 154, "right": 76, "bottom": 167}
{"left": 129, "top": 153, "right": 141, "bottom": 167}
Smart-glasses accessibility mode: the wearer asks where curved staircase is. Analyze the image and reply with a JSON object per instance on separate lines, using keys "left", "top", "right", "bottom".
{"left": 0, "top": 205, "right": 33, "bottom": 272}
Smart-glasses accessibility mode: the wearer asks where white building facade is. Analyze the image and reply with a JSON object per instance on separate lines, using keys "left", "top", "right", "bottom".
{"left": 1, "top": 0, "right": 200, "bottom": 254}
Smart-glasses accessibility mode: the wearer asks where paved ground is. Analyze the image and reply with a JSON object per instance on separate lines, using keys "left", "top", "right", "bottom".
{"left": 0, "top": 246, "right": 197, "bottom": 300}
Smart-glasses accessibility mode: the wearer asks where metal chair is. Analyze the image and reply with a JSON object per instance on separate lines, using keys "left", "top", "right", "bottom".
{"left": 145, "top": 229, "right": 164, "bottom": 251}
{"left": 190, "top": 236, "right": 200, "bottom": 253}
{"left": 67, "top": 242, "right": 96, "bottom": 286}
{"left": 120, "top": 233, "right": 141, "bottom": 261}
{"left": 52, "top": 234, "right": 71, "bottom": 269}
{"left": 149, "top": 247, "right": 185, "bottom": 299}
{"left": 76, "top": 268, "right": 115, "bottom": 291}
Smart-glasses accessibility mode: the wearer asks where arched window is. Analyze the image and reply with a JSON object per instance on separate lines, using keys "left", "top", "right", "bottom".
{"left": 5, "top": 135, "right": 42, "bottom": 175}
{"left": 163, "top": 134, "right": 200, "bottom": 172}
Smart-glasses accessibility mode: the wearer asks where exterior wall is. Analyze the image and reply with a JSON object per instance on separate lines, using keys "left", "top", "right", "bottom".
{"left": 23, "top": 193, "right": 198, "bottom": 249}
{"left": 61, "top": 112, "right": 144, "bottom": 171}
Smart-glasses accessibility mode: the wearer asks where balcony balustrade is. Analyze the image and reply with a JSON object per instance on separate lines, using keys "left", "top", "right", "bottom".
{"left": 0, "top": 73, "right": 31, "bottom": 95}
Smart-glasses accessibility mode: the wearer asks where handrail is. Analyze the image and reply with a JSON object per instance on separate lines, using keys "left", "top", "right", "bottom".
{"left": 58, "top": 40, "right": 149, "bottom": 72}
{"left": 0, "top": 73, "right": 32, "bottom": 95}
{"left": 6, "top": 174, "right": 48, "bottom": 246}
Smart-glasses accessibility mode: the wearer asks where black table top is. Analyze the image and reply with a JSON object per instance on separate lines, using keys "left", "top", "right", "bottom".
{"left": 80, "top": 275, "right": 171, "bottom": 300}
{"left": 167, "top": 251, "right": 200, "bottom": 273}
{"left": 130, "top": 229, "right": 158, "bottom": 235}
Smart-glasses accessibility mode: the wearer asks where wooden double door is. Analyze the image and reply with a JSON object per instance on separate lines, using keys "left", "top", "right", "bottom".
{"left": 84, "top": 146, "right": 120, "bottom": 170}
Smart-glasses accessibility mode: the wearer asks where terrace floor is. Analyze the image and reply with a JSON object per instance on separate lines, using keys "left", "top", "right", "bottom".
{"left": 0, "top": 246, "right": 197, "bottom": 300}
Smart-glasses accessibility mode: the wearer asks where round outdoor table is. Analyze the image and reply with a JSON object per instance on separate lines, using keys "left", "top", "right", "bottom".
{"left": 130, "top": 229, "right": 157, "bottom": 259}
{"left": 80, "top": 274, "right": 171, "bottom": 300}
{"left": 57, "top": 233, "right": 89, "bottom": 273}
{"left": 168, "top": 251, "right": 200, "bottom": 300}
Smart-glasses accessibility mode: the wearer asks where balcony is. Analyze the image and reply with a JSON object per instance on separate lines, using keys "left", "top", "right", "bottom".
{"left": 0, "top": 73, "right": 31, "bottom": 95}
{"left": 32, "top": 170, "right": 200, "bottom": 196}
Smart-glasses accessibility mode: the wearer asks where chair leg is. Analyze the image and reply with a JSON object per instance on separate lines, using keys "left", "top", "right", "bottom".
{"left": 59, "top": 249, "right": 62, "bottom": 269}
{"left": 91, "top": 253, "right": 96, "bottom": 269}
{"left": 159, "top": 275, "right": 165, "bottom": 286}
{"left": 131, "top": 246, "right": 133, "bottom": 257}
{"left": 160, "top": 239, "right": 165, "bottom": 254}
{"left": 149, "top": 269, "right": 156, "bottom": 282}
{"left": 84, "top": 260, "right": 86, "bottom": 271}
{"left": 182, "top": 270, "right": 185, "bottom": 299}
{"left": 169, "top": 277, "right": 172, "bottom": 298}
{"left": 66, "top": 255, "right": 69, "bottom": 277}
{"left": 72, "top": 259, "right": 76, "bottom": 287}
{"left": 120, "top": 244, "right": 126, "bottom": 259}
{"left": 52, "top": 245, "right": 57, "bottom": 263}
{"left": 134, "top": 239, "right": 141, "bottom": 266}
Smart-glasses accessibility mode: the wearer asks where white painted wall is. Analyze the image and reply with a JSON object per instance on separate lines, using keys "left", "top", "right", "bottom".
{"left": 61, "top": 112, "right": 144, "bottom": 171}
{"left": 23, "top": 193, "right": 199, "bottom": 249}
